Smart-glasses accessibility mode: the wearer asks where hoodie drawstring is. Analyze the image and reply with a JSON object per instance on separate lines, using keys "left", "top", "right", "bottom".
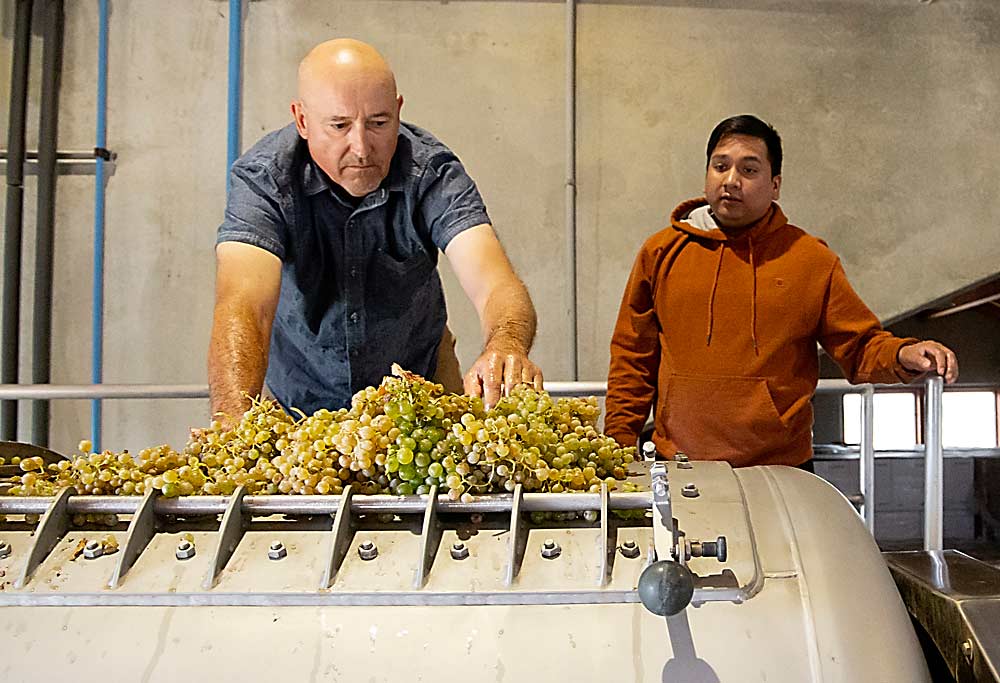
{"left": 706, "top": 244, "right": 724, "bottom": 346}
{"left": 705, "top": 236, "right": 760, "bottom": 354}
{"left": 749, "top": 234, "right": 759, "bottom": 354}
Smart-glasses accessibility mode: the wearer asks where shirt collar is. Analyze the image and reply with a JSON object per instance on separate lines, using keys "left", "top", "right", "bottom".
{"left": 301, "top": 138, "right": 409, "bottom": 198}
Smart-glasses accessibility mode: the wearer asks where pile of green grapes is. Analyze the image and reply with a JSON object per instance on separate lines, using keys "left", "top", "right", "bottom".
{"left": 2, "top": 366, "right": 637, "bottom": 502}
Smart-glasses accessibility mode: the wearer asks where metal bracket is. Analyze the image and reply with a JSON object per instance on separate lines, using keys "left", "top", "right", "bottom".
{"left": 414, "top": 486, "right": 442, "bottom": 589}
{"left": 203, "top": 485, "right": 249, "bottom": 589}
{"left": 108, "top": 488, "right": 159, "bottom": 588}
{"left": 597, "top": 481, "right": 613, "bottom": 586}
{"left": 504, "top": 483, "right": 526, "bottom": 586}
{"left": 15, "top": 486, "right": 75, "bottom": 588}
{"left": 319, "top": 485, "right": 356, "bottom": 589}
{"left": 0, "top": 149, "right": 117, "bottom": 177}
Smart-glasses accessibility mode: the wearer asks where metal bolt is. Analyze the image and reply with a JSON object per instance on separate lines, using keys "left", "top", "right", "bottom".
{"left": 541, "top": 538, "right": 561, "bottom": 559}
{"left": 620, "top": 539, "right": 641, "bottom": 559}
{"left": 358, "top": 540, "right": 378, "bottom": 561}
{"left": 0, "top": 541, "right": 12, "bottom": 559}
{"left": 961, "top": 639, "right": 974, "bottom": 664}
{"left": 682, "top": 483, "right": 700, "bottom": 498}
{"left": 678, "top": 461, "right": 693, "bottom": 469}
{"left": 641, "top": 442, "right": 657, "bottom": 461}
{"left": 268, "top": 540, "right": 287, "bottom": 561}
{"left": 83, "top": 540, "right": 103, "bottom": 560}
{"left": 674, "top": 452, "right": 689, "bottom": 462}
{"left": 450, "top": 542, "right": 470, "bottom": 560}
{"left": 175, "top": 540, "right": 196, "bottom": 560}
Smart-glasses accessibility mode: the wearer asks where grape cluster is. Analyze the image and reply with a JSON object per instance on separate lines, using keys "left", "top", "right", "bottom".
{"left": 2, "top": 366, "right": 637, "bottom": 503}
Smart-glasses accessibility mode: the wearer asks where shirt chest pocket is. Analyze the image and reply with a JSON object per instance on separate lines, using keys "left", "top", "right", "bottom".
{"left": 369, "top": 250, "right": 437, "bottom": 312}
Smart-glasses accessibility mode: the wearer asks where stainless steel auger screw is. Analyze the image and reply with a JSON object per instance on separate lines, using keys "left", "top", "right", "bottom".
{"left": 450, "top": 542, "right": 470, "bottom": 560}
{"left": 358, "top": 540, "right": 378, "bottom": 561}
{"left": 541, "top": 538, "right": 561, "bottom": 559}
{"left": 175, "top": 540, "right": 196, "bottom": 560}
{"left": 268, "top": 540, "right": 287, "bottom": 561}
{"left": 83, "top": 540, "right": 103, "bottom": 560}
{"left": 682, "top": 483, "right": 700, "bottom": 498}
{"left": 0, "top": 541, "right": 12, "bottom": 559}
{"left": 620, "top": 539, "right": 641, "bottom": 559}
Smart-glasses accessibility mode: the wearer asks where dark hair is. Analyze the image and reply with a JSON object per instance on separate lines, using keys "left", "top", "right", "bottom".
{"left": 706, "top": 115, "right": 782, "bottom": 177}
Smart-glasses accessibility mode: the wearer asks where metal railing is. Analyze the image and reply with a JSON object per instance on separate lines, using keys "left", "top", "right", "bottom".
{"left": 0, "top": 375, "right": 979, "bottom": 551}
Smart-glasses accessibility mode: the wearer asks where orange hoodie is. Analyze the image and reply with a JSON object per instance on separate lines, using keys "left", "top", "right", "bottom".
{"left": 605, "top": 198, "right": 919, "bottom": 467}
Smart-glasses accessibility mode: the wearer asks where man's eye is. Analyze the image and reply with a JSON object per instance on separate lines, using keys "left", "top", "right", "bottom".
{"left": 743, "top": 167, "right": 758, "bottom": 175}
{"left": 331, "top": 122, "right": 349, "bottom": 131}
{"left": 713, "top": 164, "right": 727, "bottom": 172}
{"left": 370, "top": 120, "right": 388, "bottom": 128}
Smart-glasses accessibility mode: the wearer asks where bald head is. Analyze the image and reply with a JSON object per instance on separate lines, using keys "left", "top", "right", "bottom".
{"left": 291, "top": 39, "right": 404, "bottom": 197}
{"left": 297, "top": 39, "right": 397, "bottom": 105}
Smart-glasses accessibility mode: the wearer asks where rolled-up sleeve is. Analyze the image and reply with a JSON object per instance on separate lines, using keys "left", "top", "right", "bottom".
{"left": 417, "top": 153, "right": 492, "bottom": 251}
{"left": 217, "top": 162, "right": 288, "bottom": 260}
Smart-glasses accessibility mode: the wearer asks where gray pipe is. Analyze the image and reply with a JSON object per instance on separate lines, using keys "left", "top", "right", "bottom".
{"left": 31, "top": 0, "right": 65, "bottom": 446}
{"left": 565, "top": 0, "right": 578, "bottom": 380}
{"left": 2, "top": 0, "right": 34, "bottom": 441}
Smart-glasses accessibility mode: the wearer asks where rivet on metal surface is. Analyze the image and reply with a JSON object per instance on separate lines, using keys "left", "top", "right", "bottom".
{"left": 175, "top": 540, "right": 196, "bottom": 560}
{"left": 961, "top": 639, "right": 974, "bottom": 664}
{"left": 358, "top": 540, "right": 378, "bottom": 561}
{"left": 450, "top": 542, "right": 469, "bottom": 560}
{"left": 541, "top": 539, "right": 561, "bottom": 559}
{"left": 620, "top": 540, "right": 641, "bottom": 559}
{"left": 83, "top": 540, "right": 103, "bottom": 560}
{"left": 0, "top": 541, "right": 11, "bottom": 559}
{"left": 682, "top": 483, "right": 700, "bottom": 498}
{"left": 267, "top": 540, "right": 287, "bottom": 561}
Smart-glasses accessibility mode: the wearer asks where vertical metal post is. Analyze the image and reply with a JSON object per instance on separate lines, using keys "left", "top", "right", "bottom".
{"left": 91, "top": 0, "right": 110, "bottom": 450}
{"left": 923, "top": 375, "right": 944, "bottom": 551}
{"left": 859, "top": 386, "right": 875, "bottom": 534}
{"left": 226, "top": 0, "right": 244, "bottom": 171}
{"left": 2, "top": 0, "right": 34, "bottom": 440}
{"left": 565, "top": 0, "right": 578, "bottom": 380}
{"left": 32, "top": 0, "right": 66, "bottom": 447}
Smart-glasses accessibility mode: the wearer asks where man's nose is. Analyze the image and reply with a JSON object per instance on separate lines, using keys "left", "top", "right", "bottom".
{"left": 352, "top": 128, "right": 372, "bottom": 160}
{"left": 723, "top": 167, "right": 740, "bottom": 188}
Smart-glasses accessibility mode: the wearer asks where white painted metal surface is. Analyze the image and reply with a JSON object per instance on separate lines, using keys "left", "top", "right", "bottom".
{"left": 0, "top": 462, "right": 931, "bottom": 681}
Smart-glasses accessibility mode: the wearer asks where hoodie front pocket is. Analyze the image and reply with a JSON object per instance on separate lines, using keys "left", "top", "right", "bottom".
{"left": 661, "top": 374, "right": 789, "bottom": 460}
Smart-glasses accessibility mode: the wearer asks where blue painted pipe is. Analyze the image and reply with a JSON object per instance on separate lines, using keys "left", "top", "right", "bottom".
{"left": 91, "top": 0, "right": 109, "bottom": 450}
{"left": 227, "top": 0, "right": 243, "bottom": 173}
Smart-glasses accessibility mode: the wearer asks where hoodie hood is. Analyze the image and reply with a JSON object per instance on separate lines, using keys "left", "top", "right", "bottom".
{"left": 670, "top": 197, "right": 788, "bottom": 243}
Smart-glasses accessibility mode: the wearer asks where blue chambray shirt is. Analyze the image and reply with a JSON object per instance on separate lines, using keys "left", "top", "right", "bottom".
{"left": 217, "top": 122, "right": 491, "bottom": 414}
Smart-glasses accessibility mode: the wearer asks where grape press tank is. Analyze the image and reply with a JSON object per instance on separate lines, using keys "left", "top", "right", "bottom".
{"left": 0, "top": 459, "right": 934, "bottom": 681}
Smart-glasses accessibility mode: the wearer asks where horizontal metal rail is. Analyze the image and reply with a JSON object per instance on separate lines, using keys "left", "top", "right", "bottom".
{"left": 0, "top": 490, "right": 650, "bottom": 516}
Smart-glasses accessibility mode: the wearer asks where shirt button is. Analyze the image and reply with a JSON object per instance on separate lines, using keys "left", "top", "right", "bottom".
{"left": 350, "top": 312, "right": 359, "bottom": 324}
{"left": 350, "top": 267, "right": 358, "bottom": 278}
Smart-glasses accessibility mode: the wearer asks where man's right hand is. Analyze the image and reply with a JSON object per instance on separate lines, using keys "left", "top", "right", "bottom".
{"left": 463, "top": 346, "right": 543, "bottom": 409}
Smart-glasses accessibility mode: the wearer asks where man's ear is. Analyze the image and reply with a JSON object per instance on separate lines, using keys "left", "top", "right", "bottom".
{"left": 397, "top": 94, "right": 404, "bottom": 116}
{"left": 291, "top": 100, "right": 309, "bottom": 139}
{"left": 772, "top": 174, "right": 782, "bottom": 201}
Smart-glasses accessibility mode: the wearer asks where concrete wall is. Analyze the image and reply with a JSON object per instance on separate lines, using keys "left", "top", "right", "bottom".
{"left": 1, "top": 0, "right": 999, "bottom": 454}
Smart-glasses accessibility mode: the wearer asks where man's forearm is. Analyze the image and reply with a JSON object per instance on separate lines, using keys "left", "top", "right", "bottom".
{"left": 480, "top": 279, "right": 537, "bottom": 353}
{"left": 208, "top": 301, "right": 271, "bottom": 421}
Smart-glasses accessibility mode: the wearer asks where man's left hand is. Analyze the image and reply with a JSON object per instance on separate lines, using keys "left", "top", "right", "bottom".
{"left": 898, "top": 341, "right": 959, "bottom": 384}
{"left": 464, "top": 348, "right": 543, "bottom": 409}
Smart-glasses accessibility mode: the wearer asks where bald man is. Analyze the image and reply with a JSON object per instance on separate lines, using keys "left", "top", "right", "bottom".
{"left": 210, "top": 39, "right": 542, "bottom": 420}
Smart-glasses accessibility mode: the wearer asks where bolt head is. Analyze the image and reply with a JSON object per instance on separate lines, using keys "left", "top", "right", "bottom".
{"left": 620, "top": 540, "right": 641, "bottom": 559}
{"left": 682, "top": 484, "right": 700, "bottom": 498}
{"left": 358, "top": 540, "right": 378, "bottom": 561}
{"left": 267, "top": 543, "right": 287, "bottom": 561}
{"left": 0, "top": 542, "right": 12, "bottom": 559}
{"left": 450, "top": 542, "right": 470, "bottom": 560}
{"left": 270, "top": 540, "right": 283, "bottom": 551}
{"left": 541, "top": 540, "right": 562, "bottom": 559}
{"left": 175, "top": 540, "right": 196, "bottom": 560}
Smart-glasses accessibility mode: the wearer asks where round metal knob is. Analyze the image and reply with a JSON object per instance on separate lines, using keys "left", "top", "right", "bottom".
{"left": 637, "top": 561, "right": 695, "bottom": 617}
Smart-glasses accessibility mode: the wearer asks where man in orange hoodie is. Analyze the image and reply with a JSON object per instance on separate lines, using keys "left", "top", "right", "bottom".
{"left": 605, "top": 114, "right": 958, "bottom": 468}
